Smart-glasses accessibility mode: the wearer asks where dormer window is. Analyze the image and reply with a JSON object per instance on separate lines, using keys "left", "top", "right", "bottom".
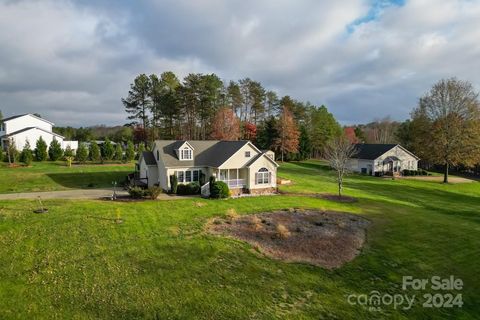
{"left": 180, "top": 147, "right": 192, "bottom": 160}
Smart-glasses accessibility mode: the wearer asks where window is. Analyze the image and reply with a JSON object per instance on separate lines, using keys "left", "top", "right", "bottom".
{"left": 245, "top": 151, "right": 251, "bottom": 157}
{"left": 185, "top": 170, "right": 192, "bottom": 182}
{"left": 256, "top": 167, "right": 270, "bottom": 184}
{"left": 177, "top": 171, "right": 184, "bottom": 183}
{"left": 193, "top": 170, "right": 199, "bottom": 182}
{"left": 181, "top": 148, "right": 192, "bottom": 160}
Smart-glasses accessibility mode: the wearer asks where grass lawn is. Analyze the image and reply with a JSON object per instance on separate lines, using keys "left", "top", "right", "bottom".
{"left": 0, "top": 160, "right": 478, "bottom": 319}
{"left": 0, "top": 161, "right": 134, "bottom": 193}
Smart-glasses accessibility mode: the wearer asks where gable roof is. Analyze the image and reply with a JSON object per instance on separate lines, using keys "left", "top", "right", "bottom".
{"left": 140, "top": 151, "right": 157, "bottom": 166}
{"left": 246, "top": 152, "right": 279, "bottom": 168}
{"left": 154, "top": 140, "right": 251, "bottom": 168}
{"left": 352, "top": 144, "right": 419, "bottom": 160}
{"left": 1, "top": 114, "right": 54, "bottom": 125}
{"left": 1, "top": 126, "right": 64, "bottom": 139}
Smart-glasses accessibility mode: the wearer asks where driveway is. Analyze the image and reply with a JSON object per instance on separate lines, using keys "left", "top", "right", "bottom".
{"left": 0, "top": 189, "right": 129, "bottom": 200}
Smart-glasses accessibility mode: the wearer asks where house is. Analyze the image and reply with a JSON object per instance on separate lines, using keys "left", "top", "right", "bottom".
{"left": 347, "top": 144, "right": 419, "bottom": 176}
{"left": 0, "top": 114, "right": 78, "bottom": 152}
{"left": 137, "top": 140, "right": 279, "bottom": 196}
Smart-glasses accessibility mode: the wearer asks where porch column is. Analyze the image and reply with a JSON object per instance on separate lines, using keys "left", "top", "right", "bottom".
{"left": 237, "top": 168, "right": 239, "bottom": 183}
{"left": 227, "top": 169, "right": 230, "bottom": 182}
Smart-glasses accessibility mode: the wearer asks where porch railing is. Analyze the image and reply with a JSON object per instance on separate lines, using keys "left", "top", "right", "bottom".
{"left": 219, "top": 179, "right": 246, "bottom": 188}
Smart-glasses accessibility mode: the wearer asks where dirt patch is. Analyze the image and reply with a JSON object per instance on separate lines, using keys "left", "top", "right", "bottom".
{"left": 320, "top": 194, "right": 358, "bottom": 203}
{"left": 207, "top": 209, "right": 370, "bottom": 269}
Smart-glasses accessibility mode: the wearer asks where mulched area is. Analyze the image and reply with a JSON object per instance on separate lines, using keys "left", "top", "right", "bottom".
{"left": 320, "top": 194, "right": 358, "bottom": 203}
{"left": 207, "top": 209, "right": 370, "bottom": 269}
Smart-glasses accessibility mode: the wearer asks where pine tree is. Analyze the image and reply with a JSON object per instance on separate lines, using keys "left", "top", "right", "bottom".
{"left": 20, "top": 140, "right": 33, "bottom": 166}
{"left": 114, "top": 143, "right": 123, "bottom": 161}
{"left": 125, "top": 141, "right": 135, "bottom": 162}
{"left": 76, "top": 143, "right": 89, "bottom": 163}
{"left": 102, "top": 138, "right": 115, "bottom": 160}
{"left": 89, "top": 141, "right": 101, "bottom": 162}
{"left": 34, "top": 137, "right": 48, "bottom": 161}
{"left": 49, "top": 139, "right": 64, "bottom": 161}
{"left": 297, "top": 125, "right": 312, "bottom": 161}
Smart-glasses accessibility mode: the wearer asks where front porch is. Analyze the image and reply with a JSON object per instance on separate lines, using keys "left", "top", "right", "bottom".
{"left": 382, "top": 156, "right": 402, "bottom": 176}
{"left": 216, "top": 168, "right": 247, "bottom": 189}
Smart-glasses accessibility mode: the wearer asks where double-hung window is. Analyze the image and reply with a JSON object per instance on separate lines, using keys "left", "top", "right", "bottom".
{"left": 193, "top": 170, "right": 199, "bottom": 182}
{"left": 185, "top": 170, "right": 192, "bottom": 182}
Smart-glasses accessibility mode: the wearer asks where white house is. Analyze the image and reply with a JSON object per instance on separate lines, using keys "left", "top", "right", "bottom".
{"left": 347, "top": 144, "right": 419, "bottom": 176}
{"left": 137, "top": 140, "right": 279, "bottom": 196}
{"left": 0, "top": 114, "right": 78, "bottom": 152}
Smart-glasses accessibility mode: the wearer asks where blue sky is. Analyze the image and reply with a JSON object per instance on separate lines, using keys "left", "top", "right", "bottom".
{"left": 0, "top": 0, "right": 479, "bottom": 126}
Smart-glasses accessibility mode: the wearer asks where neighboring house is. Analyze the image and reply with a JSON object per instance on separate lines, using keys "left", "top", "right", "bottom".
{"left": 347, "top": 144, "right": 419, "bottom": 176}
{"left": 137, "top": 140, "right": 279, "bottom": 196}
{"left": 0, "top": 114, "right": 78, "bottom": 152}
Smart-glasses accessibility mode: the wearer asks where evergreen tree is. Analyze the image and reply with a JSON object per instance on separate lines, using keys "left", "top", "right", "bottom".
{"left": 34, "top": 137, "right": 48, "bottom": 161}
{"left": 7, "top": 140, "right": 18, "bottom": 165}
{"left": 76, "top": 143, "right": 89, "bottom": 163}
{"left": 49, "top": 139, "right": 64, "bottom": 161}
{"left": 136, "top": 143, "right": 145, "bottom": 160}
{"left": 125, "top": 141, "right": 135, "bottom": 162}
{"left": 20, "top": 140, "right": 33, "bottom": 166}
{"left": 64, "top": 145, "right": 74, "bottom": 158}
{"left": 102, "top": 138, "right": 115, "bottom": 160}
{"left": 297, "top": 125, "right": 312, "bottom": 161}
{"left": 114, "top": 143, "right": 123, "bottom": 161}
{"left": 89, "top": 141, "right": 101, "bottom": 162}
{"left": 256, "top": 116, "right": 279, "bottom": 151}
{"left": 122, "top": 74, "right": 151, "bottom": 143}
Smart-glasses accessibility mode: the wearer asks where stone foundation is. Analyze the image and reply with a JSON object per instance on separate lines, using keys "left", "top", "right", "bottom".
{"left": 229, "top": 188, "right": 244, "bottom": 196}
{"left": 247, "top": 187, "right": 277, "bottom": 195}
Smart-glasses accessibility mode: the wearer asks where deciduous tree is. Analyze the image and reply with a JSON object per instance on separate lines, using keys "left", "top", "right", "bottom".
{"left": 411, "top": 78, "right": 480, "bottom": 183}
{"left": 324, "top": 137, "right": 357, "bottom": 197}
{"left": 274, "top": 106, "right": 300, "bottom": 162}
{"left": 210, "top": 107, "right": 240, "bottom": 140}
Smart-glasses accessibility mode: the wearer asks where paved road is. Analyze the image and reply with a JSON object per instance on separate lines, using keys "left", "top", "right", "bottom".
{"left": 0, "top": 189, "right": 129, "bottom": 200}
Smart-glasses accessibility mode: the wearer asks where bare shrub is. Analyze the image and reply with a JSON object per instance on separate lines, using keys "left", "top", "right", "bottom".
{"left": 226, "top": 208, "right": 239, "bottom": 220}
{"left": 276, "top": 223, "right": 291, "bottom": 239}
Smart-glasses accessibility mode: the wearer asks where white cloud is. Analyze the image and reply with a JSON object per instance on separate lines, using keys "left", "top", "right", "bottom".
{"left": 0, "top": 0, "right": 479, "bottom": 126}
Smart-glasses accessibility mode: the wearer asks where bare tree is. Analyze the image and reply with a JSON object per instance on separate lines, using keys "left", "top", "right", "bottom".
{"left": 324, "top": 137, "right": 357, "bottom": 197}
{"left": 411, "top": 78, "right": 480, "bottom": 183}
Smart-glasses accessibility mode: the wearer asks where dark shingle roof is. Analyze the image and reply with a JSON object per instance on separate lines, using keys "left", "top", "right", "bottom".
{"left": 154, "top": 140, "right": 250, "bottom": 168}
{"left": 141, "top": 151, "right": 157, "bottom": 166}
{"left": 352, "top": 144, "right": 398, "bottom": 160}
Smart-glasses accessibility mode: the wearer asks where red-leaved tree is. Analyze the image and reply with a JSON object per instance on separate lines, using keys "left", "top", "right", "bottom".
{"left": 210, "top": 107, "right": 241, "bottom": 140}
{"left": 243, "top": 122, "right": 257, "bottom": 142}
{"left": 344, "top": 127, "right": 359, "bottom": 144}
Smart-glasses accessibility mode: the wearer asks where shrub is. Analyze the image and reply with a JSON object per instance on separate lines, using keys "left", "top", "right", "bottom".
{"left": 226, "top": 208, "right": 238, "bottom": 220}
{"left": 210, "top": 181, "right": 229, "bottom": 199}
{"left": 128, "top": 186, "right": 145, "bottom": 199}
{"left": 176, "top": 182, "right": 200, "bottom": 195}
{"left": 34, "top": 137, "right": 48, "bottom": 161}
{"left": 145, "top": 186, "right": 162, "bottom": 200}
{"left": 49, "top": 139, "right": 64, "bottom": 161}
{"left": 276, "top": 224, "right": 291, "bottom": 239}
{"left": 170, "top": 175, "right": 178, "bottom": 194}
{"left": 136, "top": 143, "right": 145, "bottom": 160}
{"left": 209, "top": 176, "right": 216, "bottom": 195}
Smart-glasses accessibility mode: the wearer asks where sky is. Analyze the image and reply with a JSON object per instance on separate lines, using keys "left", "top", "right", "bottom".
{"left": 0, "top": 0, "right": 479, "bottom": 127}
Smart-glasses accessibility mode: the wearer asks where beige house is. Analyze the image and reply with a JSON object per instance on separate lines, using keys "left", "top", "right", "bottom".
{"left": 137, "top": 140, "right": 279, "bottom": 196}
{"left": 347, "top": 144, "right": 420, "bottom": 176}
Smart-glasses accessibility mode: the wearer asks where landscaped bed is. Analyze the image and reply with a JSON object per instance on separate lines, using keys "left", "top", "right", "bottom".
{"left": 207, "top": 209, "right": 370, "bottom": 269}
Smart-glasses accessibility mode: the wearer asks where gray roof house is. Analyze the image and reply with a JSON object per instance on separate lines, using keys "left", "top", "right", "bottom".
{"left": 137, "top": 140, "right": 279, "bottom": 196}
{"left": 347, "top": 144, "right": 420, "bottom": 176}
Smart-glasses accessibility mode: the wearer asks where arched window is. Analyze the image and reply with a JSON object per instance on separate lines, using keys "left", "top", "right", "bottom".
{"left": 256, "top": 167, "right": 270, "bottom": 184}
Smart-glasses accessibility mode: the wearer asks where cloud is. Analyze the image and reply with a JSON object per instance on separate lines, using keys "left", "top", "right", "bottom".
{"left": 0, "top": 0, "right": 479, "bottom": 126}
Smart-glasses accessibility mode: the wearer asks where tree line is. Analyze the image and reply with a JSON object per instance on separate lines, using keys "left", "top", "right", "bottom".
{"left": 122, "top": 71, "right": 343, "bottom": 161}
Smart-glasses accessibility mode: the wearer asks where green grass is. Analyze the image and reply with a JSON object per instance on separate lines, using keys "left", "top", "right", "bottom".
{"left": 0, "top": 160, "right": 478, "bottom": 319}
{"left": 0, "top": 161, "right": 134, "bottom": 193}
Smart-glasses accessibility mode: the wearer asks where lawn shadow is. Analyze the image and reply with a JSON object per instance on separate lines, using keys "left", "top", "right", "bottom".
{"left": 46, "top": 172, "right": 129, "bottom": 189}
